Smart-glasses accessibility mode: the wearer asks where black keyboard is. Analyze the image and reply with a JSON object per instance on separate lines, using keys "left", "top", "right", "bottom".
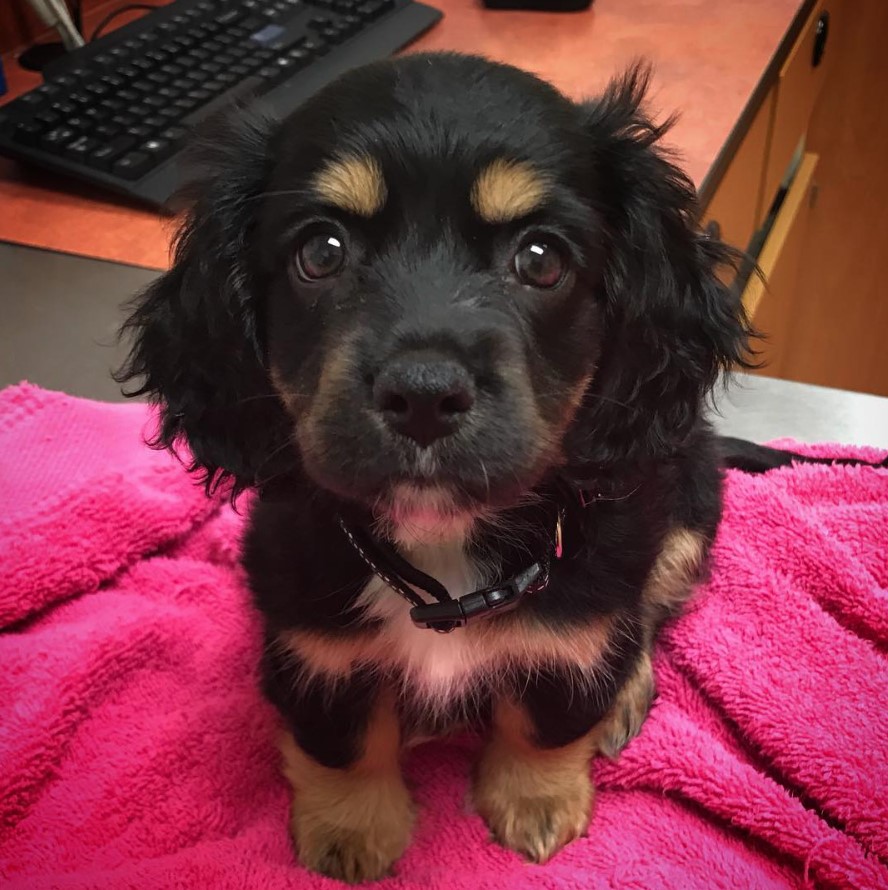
{"left": 0, "top": 0, "right": 441, "bottom": 210}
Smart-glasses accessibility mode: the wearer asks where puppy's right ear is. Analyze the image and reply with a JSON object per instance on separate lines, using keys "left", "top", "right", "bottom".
{"left": 115, "top": 110, "right": 292, "bottom": 498}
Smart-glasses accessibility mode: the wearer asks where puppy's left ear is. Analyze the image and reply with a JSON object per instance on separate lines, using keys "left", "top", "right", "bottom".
{"left": 115, "top": 109, "right": 292, "bottom": 498}
{"left": 568, "top": 65, "right": 756, "bottom": 466}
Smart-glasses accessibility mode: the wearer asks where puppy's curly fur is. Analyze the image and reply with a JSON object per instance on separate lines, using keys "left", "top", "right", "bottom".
{"left": 117, "top": 54, "right": 755, "bottom": 882}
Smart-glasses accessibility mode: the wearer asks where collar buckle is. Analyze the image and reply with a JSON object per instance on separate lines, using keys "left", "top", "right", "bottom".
{"left": 410, "top": 562, "right": 546, "bottom": 633}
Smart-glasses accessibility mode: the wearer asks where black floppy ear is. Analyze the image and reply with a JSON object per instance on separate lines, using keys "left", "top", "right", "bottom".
{"left": 115, "top": 110, "right": 292, "bottom": 497}
{"left": 567, "top": 64, "right": 755, "bottom": 467}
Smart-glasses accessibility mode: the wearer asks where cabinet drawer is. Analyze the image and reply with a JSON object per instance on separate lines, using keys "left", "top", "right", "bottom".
{"left": 703, "top": 87, "right": 774, "bottom": 254}
{"left": 762, "top": 0, "right": 838, "bottom": 207}
{"left": 744, "top": 153, "right": 819, "bottom": 376}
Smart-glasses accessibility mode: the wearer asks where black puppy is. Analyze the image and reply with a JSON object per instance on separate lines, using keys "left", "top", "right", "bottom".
{"left": 118, "top": 54, "right": 756, "bottom": 882}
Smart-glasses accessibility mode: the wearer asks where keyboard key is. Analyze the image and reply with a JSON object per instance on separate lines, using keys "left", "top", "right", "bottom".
{"left": 34, "top": 110, "right": 61, "bottom": 127}
{"left": 357, "top": 0, "right": 391, "bottom": 18}
{"left": 101, "top": 74, "right": 125, "bottom": 88}
{"left": 13, "top": 121, "right": 44, "bottom": 146}
{"left": 144, "top": 115, "right": 170, "bottom": 128}
{"left": 117, "top": 65, "right": 140, "bottom": 79}
{"left": 100, "top": 98, "right": 127, "bottom": 112}
{"left": 160, "top": 126, "right": 187, "bottom": 142}
{"left": 94, "top": 123, "right": 122, "bottom": 139}
{"left": 34, "top": 83, "right": 61, "bottom": 98}
{"left": 113, "top": 151, "right": 153, "bottom": 179}
{"left": 147, "top": 71, "right": 170, "bottom": 85}
{"left": 64, "top": 135, "right": 101, "bottom": 160}
{"left": 112, "top": 113, "right": 138, "bottom": 127}
{"left": 66, "top": 116, "right": 91, "bottom": 132}
{"left": 320, "top": 27, "right": 344, "bottom": 43}
{"left": 160, "top": 63, "right": 185, "bottom": 76}
{"left": 19, "top": 92, "right": 46, "bottom": 108}
{"left": 156, "top": 87, "right": 182, "bottom": 99}
{"left": 86, "top": 135, "right": 137, "bottom": 170}
{"left": 186, "top": 88, "right": 212, "bottom": 102}
{"left": 127, "top": 124, "right": 156, "bottom": 139}
{"left": 39, "top": 126, "right": 76, "bottom": 152}
{"left": 51, "top": 100, "right": 76, "bottom": 115}
{"left": 141, "top": 137, "right": 172, "bottom": 158}
{"left": 173, "top": 96, "right": 200, "bottom": 111}
{"left": 301, "top": 37, "right": 328, "bottom": 54}
{"left": 216, "top": 8, "right": 244, "bottom": 25}
{"left": 142, "top": 95, "right": 168, "bottom": 108}
{"left": 118, "top": 89, "right": 141, "bottom": 102}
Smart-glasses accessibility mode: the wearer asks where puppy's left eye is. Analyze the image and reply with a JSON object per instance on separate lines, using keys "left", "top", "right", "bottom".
{"left": 513, "top": 240, "right": 568, "bottom": 289}
{"left": 296, "top": 230, "right": 346, "bottom": 281}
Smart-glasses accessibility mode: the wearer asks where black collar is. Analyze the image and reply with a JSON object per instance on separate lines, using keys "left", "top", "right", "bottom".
{"left": 337, "top": 476, "right": 590, "bottom": 633}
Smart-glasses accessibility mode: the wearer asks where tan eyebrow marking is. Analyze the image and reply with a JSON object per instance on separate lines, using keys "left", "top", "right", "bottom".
{"left": 470, "top": 159, "right": 549, "bottom": 224}
{"left": 312, "top": 154, "right": 387, "bottom": 217}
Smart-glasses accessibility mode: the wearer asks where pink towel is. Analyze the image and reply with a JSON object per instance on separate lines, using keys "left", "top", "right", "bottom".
{"left": 1, "top": 383, "right": 886, "bottom": 890}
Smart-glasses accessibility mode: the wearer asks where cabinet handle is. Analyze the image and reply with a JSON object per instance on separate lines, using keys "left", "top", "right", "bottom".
{"left": 704, "top": 219, "right": 722, "bottom": 241}
{"left": 813, "top": 11, "right": 830, "bottom": 68}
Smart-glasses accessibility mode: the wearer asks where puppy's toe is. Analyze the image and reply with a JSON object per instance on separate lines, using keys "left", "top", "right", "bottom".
{"left": 477, "top": 775, "right": 593, "bottom": 864}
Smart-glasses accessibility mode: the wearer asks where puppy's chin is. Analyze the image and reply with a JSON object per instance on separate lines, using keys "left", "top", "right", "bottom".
{"left": 377, "top": 484, "right": 482, "bottom": 549}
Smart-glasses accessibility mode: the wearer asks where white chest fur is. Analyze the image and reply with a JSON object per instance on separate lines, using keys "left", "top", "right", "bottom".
{"left": 354, "top": 536, "right": 495, "bottom": 704}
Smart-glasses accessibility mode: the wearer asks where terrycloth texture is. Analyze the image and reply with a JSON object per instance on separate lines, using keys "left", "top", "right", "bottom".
{"left": 1, "top": 383, "right": 886, "bottom": 890}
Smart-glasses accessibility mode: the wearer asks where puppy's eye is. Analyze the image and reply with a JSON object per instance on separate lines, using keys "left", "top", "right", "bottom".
{"left": 296, "top": 230, "right": 346, "bottom": 281}
{"left": 513, "top": 240, "right": 567, "bottom": 289}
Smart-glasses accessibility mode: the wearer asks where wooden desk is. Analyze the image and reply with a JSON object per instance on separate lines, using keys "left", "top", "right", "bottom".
{"left": 0, "top": 0, "right": 803, "bottom": 269}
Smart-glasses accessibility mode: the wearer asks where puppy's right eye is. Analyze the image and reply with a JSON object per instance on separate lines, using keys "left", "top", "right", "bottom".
{"left": 296, "top": 230, "right": 346, "bottom": 281}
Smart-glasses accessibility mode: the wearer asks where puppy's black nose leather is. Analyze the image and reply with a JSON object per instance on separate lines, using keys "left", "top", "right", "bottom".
{"left": 373, "top": 355, "right": 475, "bottom": 447}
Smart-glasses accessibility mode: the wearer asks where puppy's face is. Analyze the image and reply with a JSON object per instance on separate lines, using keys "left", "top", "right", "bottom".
{"left": 118, "top": 55, "right": 751, "bottom": 510}
{"left": 258, "top": 60, "right": 605, "bottom": 521}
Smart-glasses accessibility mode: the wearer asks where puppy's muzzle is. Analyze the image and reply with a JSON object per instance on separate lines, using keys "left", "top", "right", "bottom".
{"left": 372, "top": 350, "right": 476, "bottom": 447}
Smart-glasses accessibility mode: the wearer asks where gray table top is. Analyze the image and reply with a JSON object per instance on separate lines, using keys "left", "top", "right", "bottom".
{"left": 3, "top": 240, "right": 887, "bottom": 449}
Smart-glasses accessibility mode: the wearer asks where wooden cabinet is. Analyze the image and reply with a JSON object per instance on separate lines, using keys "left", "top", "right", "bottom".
{"left": 699, "top": 0, "right": 888, "bottom": 395}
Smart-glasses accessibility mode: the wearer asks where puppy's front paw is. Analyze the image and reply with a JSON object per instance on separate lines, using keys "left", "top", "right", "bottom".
{"left": 474, "top": 770, "right": 593, "bottom": 863}
{"left": 592, "top": 652, "right": 655, "bottom": 758}
{"left": 291, "top": 783, "right": 415, "bottom": 883}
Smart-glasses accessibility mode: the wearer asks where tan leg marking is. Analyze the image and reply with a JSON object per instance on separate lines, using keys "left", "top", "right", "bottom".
{"left": 590, "top": 650, "right": 655, "bottom": 759}
{"left": 472, "top": 700, "right": 594, "bottom": 863}
{"left": 643, "top": 527, "right": 707, "bottom": 618}
{"left": 279, "top": 692, "right": 415, "bottom": 883}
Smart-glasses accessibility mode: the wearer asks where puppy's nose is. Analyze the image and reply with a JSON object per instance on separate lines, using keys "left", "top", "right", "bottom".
{"left": 373, "top": 354, "right": 475, "bottom": 447}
